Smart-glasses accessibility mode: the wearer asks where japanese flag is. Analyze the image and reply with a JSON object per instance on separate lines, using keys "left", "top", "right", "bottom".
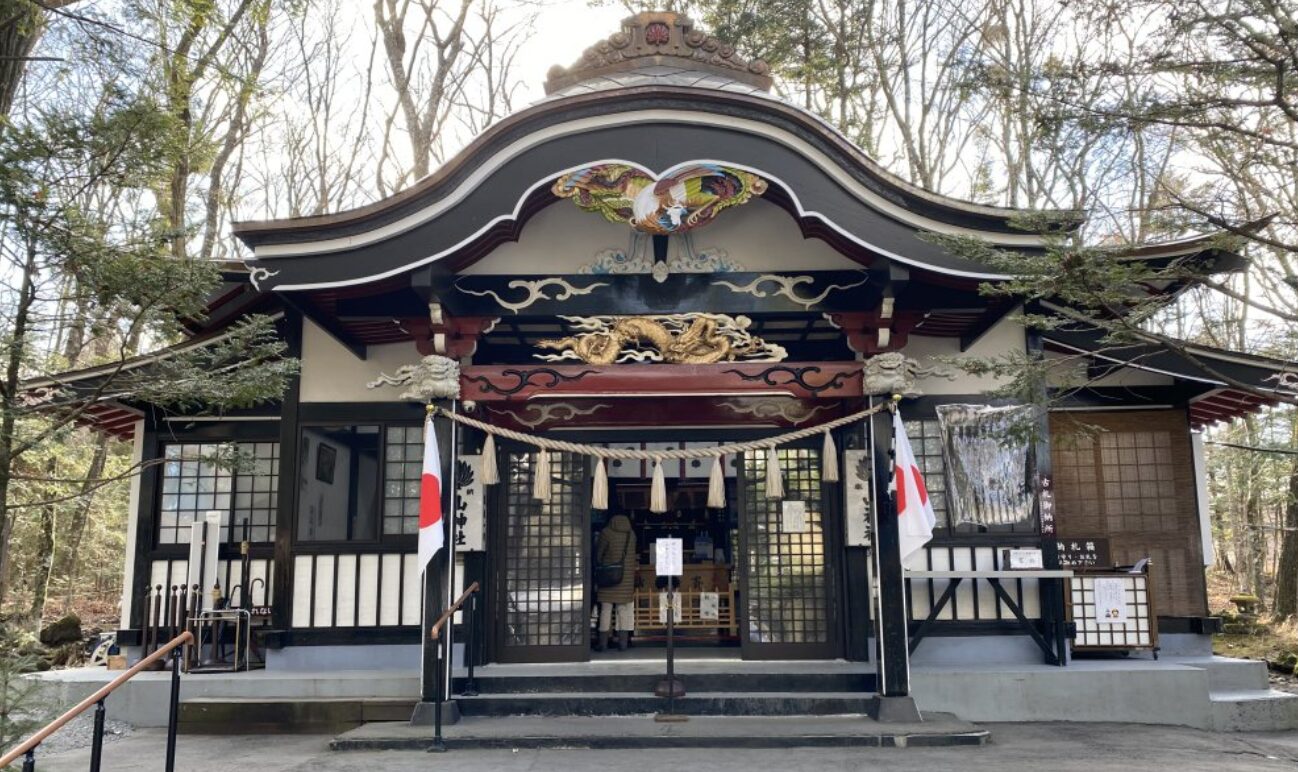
{"left": 418, "top": 414, "right": 445, "bottom": 575}
{"left": 893, "top": 412, "right": 936, "bottom": 568}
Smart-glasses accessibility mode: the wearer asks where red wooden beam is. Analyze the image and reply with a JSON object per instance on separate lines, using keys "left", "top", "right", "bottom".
{"left": 460, "top": 361, "right": 865, "bottom": 402}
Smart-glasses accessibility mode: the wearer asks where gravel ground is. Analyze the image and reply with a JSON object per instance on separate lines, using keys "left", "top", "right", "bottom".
{"left": 10, "top": 708, "right": 133, "bottom": 759}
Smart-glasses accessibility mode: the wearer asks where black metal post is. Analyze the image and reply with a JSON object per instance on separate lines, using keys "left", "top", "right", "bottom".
{"left": 165, "top": 644, "right": 182, "bottom": 772}
{"left": 461, "top": 592, "right": 479, "bottom": 696}
{"left": 429, "top": 632, "right": 447, "bottom": 753}
{"left": 21, "top": 748, "right": 34, "bottom": 771}
{"left": 88, "top": 699, "right": 106, "bottom": 772}
{"left": 666, "top": 575, "right": 676, "bottom": 714}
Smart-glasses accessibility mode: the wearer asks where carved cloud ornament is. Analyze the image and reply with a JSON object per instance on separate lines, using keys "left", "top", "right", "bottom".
{"left": 713, "top": 273, "right": 869, "bottom": 311}
{"left": 367, "top": 355, "right": 462, "bottom": 402}
{"left": 455, "top": 277, "right": 609, "bottom": 314}
{"left": 536, "top": 314, "right": 787, "bottom": 365}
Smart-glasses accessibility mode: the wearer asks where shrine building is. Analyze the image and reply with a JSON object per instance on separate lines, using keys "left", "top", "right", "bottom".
{"left": 35, "top": 11, "right": 1298, "bottom": 731}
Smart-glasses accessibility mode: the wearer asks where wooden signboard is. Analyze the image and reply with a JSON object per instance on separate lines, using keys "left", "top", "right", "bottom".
{"left": 1055, "top": 538, "right": 1111, "bottom": 569}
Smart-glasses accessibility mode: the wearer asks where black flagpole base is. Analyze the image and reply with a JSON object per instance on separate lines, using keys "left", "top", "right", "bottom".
{"left": 410, "top": 699, "right": 461, "bottom": 726}
{"left": 870, "top": 695, "right": 922, "bottom": 723}
{"left": 654, "top": 678, "right": 686, "bottom": 698}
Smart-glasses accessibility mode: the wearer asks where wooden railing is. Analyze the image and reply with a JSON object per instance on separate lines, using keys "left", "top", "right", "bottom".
{"left": 0, "top": 631, "right": 193, "bottom": 771}
{"left": 430, "top": 581, "right": 480, "bottom": 640}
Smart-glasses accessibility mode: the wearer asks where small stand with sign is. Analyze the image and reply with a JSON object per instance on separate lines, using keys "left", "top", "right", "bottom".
{"left": 1067, "top": 560, "right": 1159, "bottom": 658}
{"left": 653, "top": 537, "right": 687, "bottom": 723}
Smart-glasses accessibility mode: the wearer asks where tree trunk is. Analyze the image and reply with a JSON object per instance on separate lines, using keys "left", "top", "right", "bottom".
{"left": 0, "top": 3, "right": 45, "bottom": 121}
{"left": 28, "top": 458, "right": 57, "bottom": 622}
{"left": 0, "top": 236, "right": 41, "bottom": 606}
{"left": 1274, "top": 460, "right": 1298, "bottom": 620}
{"left": 60, "top": 436, "right": 108, "bottom": 611}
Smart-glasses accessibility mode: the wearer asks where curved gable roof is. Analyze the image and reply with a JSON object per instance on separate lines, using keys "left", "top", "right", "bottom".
{"left": 231, "top": 13, "right": 1082, "bottom": 291}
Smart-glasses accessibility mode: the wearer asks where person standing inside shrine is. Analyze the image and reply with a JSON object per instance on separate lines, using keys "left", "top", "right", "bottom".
{"left": 594, "top": 513, "right": 637, "bottom": 651}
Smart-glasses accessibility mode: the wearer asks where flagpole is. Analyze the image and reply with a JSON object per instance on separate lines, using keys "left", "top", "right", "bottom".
{"left": 442, "top": 399, "right": 460, "bottom": 703}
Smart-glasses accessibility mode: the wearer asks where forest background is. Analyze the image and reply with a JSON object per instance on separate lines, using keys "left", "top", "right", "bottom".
{"left": 0, "top": 0, "right": 1294, "bottom": 646}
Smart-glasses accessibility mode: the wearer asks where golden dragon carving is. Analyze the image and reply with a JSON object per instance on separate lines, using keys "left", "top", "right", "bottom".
{"left": 536, "top": 314, "right": 785, "bottom": 365}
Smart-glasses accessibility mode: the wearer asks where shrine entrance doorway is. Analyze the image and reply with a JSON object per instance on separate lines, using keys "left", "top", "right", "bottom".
{"left": 487, "top": 434, "right": 845, "bottom": 664}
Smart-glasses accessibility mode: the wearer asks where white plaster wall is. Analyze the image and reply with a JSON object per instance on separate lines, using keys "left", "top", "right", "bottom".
{"left": 299, "top": 319, "right": 421, "bottom": 403}
{"left": 901, "top": 315, "right": 1026, "bottom": 395}
{"left": 463, "top": 198, "right": 859, "bottom": 275}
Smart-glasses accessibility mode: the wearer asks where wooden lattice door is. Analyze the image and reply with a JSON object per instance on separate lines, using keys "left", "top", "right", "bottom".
{"left": 738, "top": 447, "right": 841, "bottom": 659}
{"left": 493, "top": 450, "right": 591, "bottom": 663}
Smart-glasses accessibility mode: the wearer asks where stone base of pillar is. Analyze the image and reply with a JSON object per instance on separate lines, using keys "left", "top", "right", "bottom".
{"left": 409, "top": 699, "right": 461, "bottom": 726}
{"left": 871, "top": 695, "right": 922, "bottom": 723}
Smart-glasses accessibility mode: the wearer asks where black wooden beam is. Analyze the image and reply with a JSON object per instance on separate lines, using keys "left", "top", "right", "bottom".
{"left": 277, "top": 292, "right": 368, "bottom": 361}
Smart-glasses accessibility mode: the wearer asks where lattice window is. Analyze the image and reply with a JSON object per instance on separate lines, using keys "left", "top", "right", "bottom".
{"left": 503, "top": 451, "right": 587, "bottom": 648}
{"left": 743, "top": 448, "right": 829, "bottom": 645}
{"left": 904, "top": 419, "right": 950, "bottom": 528}
{"left": 1051, "top": 411, "right": 1205, "bottom": 617}
{"left": 382, "top": 425, "right": 424, "bottom": 535}
{"left": 159, "top": 442, "right": 277, "bottom": 544}
{"left": 232, "top": 442, "right": 279, "bottom": 542}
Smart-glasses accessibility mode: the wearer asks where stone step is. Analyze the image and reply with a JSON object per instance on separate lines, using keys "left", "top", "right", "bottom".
{"left": 456, "top": 691, "right": 879, "bottom": 717}
{"left": 178, "top": 697, "right": 417, "bottom": 734}
{"left": 1210, "top": 689, "right": 1298, "bottom": 732}
{"left": 1171, "top": 657, "right": 1271, "bottom": 692}
{"left": 453, "top": 671, "right": 876, "bottom": 695}
{"left": 331, "top": 714, "right": 989, "bottom": 751}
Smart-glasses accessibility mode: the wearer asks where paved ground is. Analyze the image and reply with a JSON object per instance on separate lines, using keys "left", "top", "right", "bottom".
{"left": 21, "top": 723, "right": 1298, "bottom": 771}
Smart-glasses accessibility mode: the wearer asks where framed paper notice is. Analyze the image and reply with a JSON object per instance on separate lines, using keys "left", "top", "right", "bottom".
{"left": 656, "top": 538, "right": 683, "bottom": 576}
{"left": 1093, "top": 577, "right": 1128, "bottom": 625}
{"left": 699, "top": 592, "right": 719, "bottom": 621}
{"left": 781, "top": 500, "right": 808, "bottom": 533}
{"left": 658, "top": 592, "right": 683, "bottom": 624}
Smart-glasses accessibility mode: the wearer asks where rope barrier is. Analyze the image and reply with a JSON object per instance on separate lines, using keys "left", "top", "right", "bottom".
{"left": 431, "top": 397, "right": 896, "bottom": 460}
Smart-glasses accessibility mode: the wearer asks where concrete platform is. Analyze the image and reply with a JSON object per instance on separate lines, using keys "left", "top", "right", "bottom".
{"left": 30, "top": 655, "right": 1298, "bottom": 732}
{"left": 329, "top": 714, "right": 990, "bottom": 750}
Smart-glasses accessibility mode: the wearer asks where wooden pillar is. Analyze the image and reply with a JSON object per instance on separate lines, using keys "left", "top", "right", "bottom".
{"left": 271, "top": 310, "right": 303, "bottom": 635}
{"left": 869, "top": 399, "right": 923, "bottom": 721}
{"left": 1026, "top": 324, "right": 1067, "bottom": 663}
{"left": 869, "top": 403, "right": 911, "bottom": 698}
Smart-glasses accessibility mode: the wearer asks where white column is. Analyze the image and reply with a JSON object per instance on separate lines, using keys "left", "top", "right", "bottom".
{"left": 119, "top": 419, "right": 146, "bottom": 630}
{"left": 1191, "top": 431, "right": 1214, "bottom": 567}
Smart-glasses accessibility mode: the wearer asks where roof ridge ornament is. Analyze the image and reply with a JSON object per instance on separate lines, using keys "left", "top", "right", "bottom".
{"left": 544, "top": 11, "right": 773, "bottom": 94}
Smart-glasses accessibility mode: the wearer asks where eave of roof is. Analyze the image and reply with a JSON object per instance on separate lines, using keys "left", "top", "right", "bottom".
{"left": 231, "top": 85, "right": 1078, "bottom": 246}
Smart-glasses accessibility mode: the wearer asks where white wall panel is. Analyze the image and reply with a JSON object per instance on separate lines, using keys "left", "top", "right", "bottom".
{"left": 358, "top": 554, "right": 380, "bottom": 626}
{"left": 380, "top": 554, "right": 403, "bottom": 626}
{"left": 291, "top": 555, "right": 313, "bottom": 627}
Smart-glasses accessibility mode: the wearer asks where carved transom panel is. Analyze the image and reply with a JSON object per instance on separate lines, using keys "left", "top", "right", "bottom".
{"left": 535, "top": 314, "right": 787, "bottom": 365}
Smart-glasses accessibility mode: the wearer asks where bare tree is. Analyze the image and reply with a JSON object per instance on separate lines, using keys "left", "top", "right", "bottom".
{"left": 372, "top": 0, "right": 529, "bottom": 194}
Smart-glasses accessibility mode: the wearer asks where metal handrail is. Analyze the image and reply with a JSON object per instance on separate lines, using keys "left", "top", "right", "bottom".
{"left": 0, "top": 631, "right": 193, "bottom": 770}
{"left": 430, "top": 581, "right": 480, "bottom": 640}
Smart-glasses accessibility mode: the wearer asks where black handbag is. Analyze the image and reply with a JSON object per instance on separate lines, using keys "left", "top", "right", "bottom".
{"left": 594, "top": 531, "right": 631, "bottom": 588}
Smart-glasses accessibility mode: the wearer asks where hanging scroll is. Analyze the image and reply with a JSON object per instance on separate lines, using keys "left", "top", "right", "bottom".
{"left": 935, "top": 404, "right": 1035, "bottom": 527}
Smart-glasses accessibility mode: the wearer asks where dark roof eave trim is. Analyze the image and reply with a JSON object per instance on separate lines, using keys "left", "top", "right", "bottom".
{"left": 231, "top": 86, "right": 1081, "bottom": 246}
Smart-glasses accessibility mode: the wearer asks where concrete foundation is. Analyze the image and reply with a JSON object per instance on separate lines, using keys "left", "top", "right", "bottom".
{"left": 31, "top": 651, "right": 1298, "bottom": 732}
